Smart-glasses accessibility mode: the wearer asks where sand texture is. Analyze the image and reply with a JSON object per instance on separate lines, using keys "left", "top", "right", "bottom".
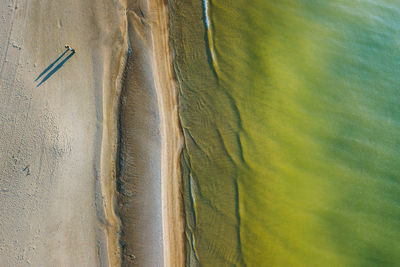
{"left": 0, "top": 0, "right": 126, "bottom": 265}
{"left": 117, "top": 0, "right": 164, "bottom": 266}
{"left": 148, "top": 0, "right": 185, "bottom": 266}
{"left": 117, "top": 0, "right": 185, "bottom": 266}
{"left": 0, "top": 0, "right": 184, "bottom": 266}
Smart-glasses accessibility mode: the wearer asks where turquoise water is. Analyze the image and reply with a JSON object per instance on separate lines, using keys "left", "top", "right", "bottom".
{"left": 171, "top": 0, "right": 400, "bottom": 265}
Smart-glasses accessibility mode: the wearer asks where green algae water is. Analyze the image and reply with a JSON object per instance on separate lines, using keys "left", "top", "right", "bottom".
{"left": 170, "top": 0, "right": 400, "bottom": 266}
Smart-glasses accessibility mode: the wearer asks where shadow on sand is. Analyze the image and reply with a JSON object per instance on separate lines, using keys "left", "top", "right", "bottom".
{"left": 36, "top": 49, "right": 75, "bottom": 87}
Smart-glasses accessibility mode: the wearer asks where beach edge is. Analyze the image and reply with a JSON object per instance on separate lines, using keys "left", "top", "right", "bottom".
{"left": 148, "top": 0, "right": 186, "bottom": 266}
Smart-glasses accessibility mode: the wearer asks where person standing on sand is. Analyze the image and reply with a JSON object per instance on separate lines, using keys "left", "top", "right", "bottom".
{"left": 64, "top": 45, "right": 76, "bottom": 53}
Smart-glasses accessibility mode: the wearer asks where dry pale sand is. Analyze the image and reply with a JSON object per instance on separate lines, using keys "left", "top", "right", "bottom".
{"left": 0, "top": 0, "right": 128, "bottom": 265}
{"left": 0, "top": 0, "right": 184, "bottom": 266}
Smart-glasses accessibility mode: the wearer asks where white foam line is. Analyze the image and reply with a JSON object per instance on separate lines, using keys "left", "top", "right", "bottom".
{"left": 202, "top": 0, "right": 210, "bottom": 29}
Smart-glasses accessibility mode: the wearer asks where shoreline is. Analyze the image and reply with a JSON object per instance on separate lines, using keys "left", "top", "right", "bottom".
{"left": 148, "top": 0, "right": 186, "bottom": 266}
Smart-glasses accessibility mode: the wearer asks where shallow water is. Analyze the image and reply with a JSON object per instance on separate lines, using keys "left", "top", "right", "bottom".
{"left": 171, "top": 0, "right": 400, "bottom": 265}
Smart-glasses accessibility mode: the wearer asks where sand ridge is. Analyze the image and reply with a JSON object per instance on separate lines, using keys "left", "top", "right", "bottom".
{"left": 147, "top": 0, "right": 186, "bottom": 266}
{"left": 97, "top": 0, "right": 129, "bottom": 265}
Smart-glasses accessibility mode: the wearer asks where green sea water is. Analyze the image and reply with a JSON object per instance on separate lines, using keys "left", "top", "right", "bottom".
{"left": 170, "top": 0, "right": 400, "bottom": 266}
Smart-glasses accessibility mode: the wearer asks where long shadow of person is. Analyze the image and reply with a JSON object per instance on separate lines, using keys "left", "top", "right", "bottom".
{"left": 35, "top": 48, "right": 70, "bottom": 82}
{"left": 36, "top": 48, "right": 75, "bottom": 87}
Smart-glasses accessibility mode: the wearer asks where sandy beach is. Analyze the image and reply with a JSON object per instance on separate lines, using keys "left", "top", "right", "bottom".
{"left": 117, "top": 0, "right": 164, "bottom": 265}
{"left": 148, "top": 0, "right": 185, "bottom": 266}
{"left": 0, "top": 0, "right": 184, "bottom": 266}
{"left": 117, "top": 0, "right": 185, "bottom": 266}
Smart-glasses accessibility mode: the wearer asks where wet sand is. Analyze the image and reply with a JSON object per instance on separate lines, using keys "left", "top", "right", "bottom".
{"left": 148, "top": 1, "right": 186, "bottom": 266}
{"left": 0, "top": 0, "right": 184, "bottom": 266}
{"left": 117, "top": 0, "right": 164, "bottom": 265}
{"left": 117, "top": 0, "right": 185, "bottom": 266}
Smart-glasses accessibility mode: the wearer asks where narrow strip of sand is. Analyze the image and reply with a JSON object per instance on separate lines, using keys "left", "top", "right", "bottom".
{"left": 97, "top": 0, "right": 128, "bottom": 265}
{"left": 148, "top": 1, "right": 186, "bottom": 266}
